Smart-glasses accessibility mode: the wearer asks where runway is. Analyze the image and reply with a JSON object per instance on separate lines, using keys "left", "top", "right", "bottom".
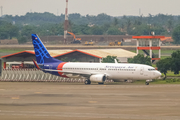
{"left": 0, "top": 82, "right": 180, "bottom": 120}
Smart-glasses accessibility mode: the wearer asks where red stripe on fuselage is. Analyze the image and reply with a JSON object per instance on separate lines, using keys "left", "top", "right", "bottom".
{"left": 57, "top": 62, "right": 68, "bottom": 78}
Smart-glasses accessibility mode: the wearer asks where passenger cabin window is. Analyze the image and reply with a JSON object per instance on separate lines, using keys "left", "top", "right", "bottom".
{"left": 148, "top": 69, "right": 156, "bottom": 71}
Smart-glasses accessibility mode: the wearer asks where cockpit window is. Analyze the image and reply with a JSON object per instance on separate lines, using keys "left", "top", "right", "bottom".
{"left": 148, "top": 69, "right": 156, "bottom": 71}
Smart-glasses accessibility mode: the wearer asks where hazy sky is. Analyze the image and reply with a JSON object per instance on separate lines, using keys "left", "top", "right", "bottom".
{"left": 0, "top": 0, "right": 180, "bottom": 16}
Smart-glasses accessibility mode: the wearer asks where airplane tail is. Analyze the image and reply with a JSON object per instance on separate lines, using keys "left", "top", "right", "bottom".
{"left": 31, "top": 34, "right": 63, "bottom": 64}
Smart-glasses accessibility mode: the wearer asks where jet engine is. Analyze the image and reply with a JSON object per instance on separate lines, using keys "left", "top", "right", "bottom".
{"left": 90, "top": 74, "right": 106, "bottom": 83}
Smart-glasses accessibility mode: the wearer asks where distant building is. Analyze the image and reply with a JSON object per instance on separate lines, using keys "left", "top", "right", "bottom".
{"left": 160, "top": 37, "right": 173, "bottom": 45}
{"left": 1, "top": 49, "right": 137, "bottom": 69}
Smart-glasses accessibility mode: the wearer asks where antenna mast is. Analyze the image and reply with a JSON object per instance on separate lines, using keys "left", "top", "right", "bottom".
{"left": 64, "top": 0, "right": 68, "bottom": 44}
{"left": 1, "top": 6, "right": 3, "bottom": 17}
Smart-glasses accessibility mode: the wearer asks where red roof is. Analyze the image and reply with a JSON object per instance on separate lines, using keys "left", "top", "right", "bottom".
{"left": 160, "top": 37, "right": 173, "bottom": 42}
{"left": 1, "top": 51, "right": 35, "bottom": 58}
{"left": 1, "top": 50, "right": 102, "bottom": 59}
{"left": 132, "top": 36, "right": 165, "bottom": 39}
{"left": 53, "top": 49, "right": 102, "bottom": 59}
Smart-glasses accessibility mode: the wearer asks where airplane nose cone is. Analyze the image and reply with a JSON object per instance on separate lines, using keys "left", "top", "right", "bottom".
{"left": 156, "top": 71, "right": 161, "bottom": 77}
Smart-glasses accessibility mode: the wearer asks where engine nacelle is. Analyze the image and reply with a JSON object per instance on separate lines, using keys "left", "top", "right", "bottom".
{"left": 90, "top": 74, "right": 106, "bottom": 83}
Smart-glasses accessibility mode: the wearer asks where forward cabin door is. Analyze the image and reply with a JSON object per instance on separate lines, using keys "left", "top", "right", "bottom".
{"left": 140, "top": 67, "right": 144, "bottom": 75}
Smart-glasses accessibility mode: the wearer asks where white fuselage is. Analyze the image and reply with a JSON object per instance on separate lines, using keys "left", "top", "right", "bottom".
{"left": 62, "top": 63, "right": 161, "bottom": 82}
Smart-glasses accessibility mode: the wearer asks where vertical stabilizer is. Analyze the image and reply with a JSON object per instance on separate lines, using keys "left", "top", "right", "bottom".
{"left": 31, "top": 34, "right": 62, "bottom": 64}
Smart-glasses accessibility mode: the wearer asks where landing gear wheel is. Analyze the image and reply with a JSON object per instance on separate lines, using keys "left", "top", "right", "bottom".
{"left": 145, "top": 82, "right": 149, "bottom": 85}
{"left": 89, "top": 80, "right": 91, "bottom": 84}
{"left": 85, "top": 80, "right": 89, "bottom": 85}
{"left": 85, "top": 80, "right": 91, "bottom": 85}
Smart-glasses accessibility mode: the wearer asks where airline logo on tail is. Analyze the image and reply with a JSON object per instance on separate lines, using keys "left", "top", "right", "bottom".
{"left": 32, "top": 34, "right": 63, "bottom": 64}
{"left": 32, "top": 34, "right": 51, "bottom": 64}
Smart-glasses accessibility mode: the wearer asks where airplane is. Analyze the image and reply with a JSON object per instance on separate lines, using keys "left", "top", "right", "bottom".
{"left": 32, "top": 34, "right": 161, "bottom": 85}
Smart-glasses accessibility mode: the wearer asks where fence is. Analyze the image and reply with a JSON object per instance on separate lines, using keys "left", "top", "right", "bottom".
{"left": 0, "top": 69, "right": 113, "bottom": 83}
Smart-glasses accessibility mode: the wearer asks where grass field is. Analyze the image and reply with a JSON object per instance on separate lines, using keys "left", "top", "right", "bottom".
{"left": 161, "top": 71, "right": 180, "bottom": 77}
{"left": 130, "top": 49, "right": 177, "bottom": 54}
{"left": 110, "top": 79, "right": 180, "bottom": 85}
{"left": 160, "top": 56, "right": 170, "bottom": 59}
{"left": 134, "top": 79, "right": 180, "bottom": 84}
{"left": 0, "top": 49, "right": 25, "bottom": 57}
{"left": 0, "top": 49, "right": 25, "bottom": 53}
{"left": 130, "top": 50, "right": 174, "bottom": 60}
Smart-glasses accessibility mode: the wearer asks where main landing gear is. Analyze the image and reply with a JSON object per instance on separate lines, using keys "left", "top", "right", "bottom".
{"left": 85, "top": 79, "right": 91, "bottom": 85}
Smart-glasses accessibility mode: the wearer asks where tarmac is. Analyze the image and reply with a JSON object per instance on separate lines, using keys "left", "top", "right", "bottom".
{"left": 0, "top": 82, "right": 180, "bottom": 120}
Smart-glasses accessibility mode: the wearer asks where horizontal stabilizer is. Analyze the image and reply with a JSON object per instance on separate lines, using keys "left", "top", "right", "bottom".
{"left": 32, "top": 59, "right": 41, "bottom": 70}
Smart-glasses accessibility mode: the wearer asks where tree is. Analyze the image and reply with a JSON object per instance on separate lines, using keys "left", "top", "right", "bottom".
{"left": 0, "top": 27, "right": 9, "bottom": 39}
{"left": 171, "top": 50, "right": 180, "bottom": 74}
{"left": 8, "top": 25, "right": 19, "bottom": 39}
{"left": 113, "top": 18, "right": 119, "bottom": 26}
{"left": 72, "top": 24, "right": 91, "bottom": 35}
{"left": 107, "top": 27, "right": 124, "bottom": 35}
{"left": 102, "top": 23, "right": 111, "bottom": 34}
{"left": 130, "top": 24, "right": 150, "bottom": 36}
{"left": 48, "top": 24, "right": 64, "bottom": 35}
{"left": 0, "top": 21, "right": 19, "bottom": 39}
{"left": 17, "top": 36, "right": 28, "bottom": 44}
{"left": 102, "top": 56, "right": 119, "bottom": 63}
{"left": 126, "top": 19, "right": 131, "bottom": 34}
{"left": 151, "top": 25, "right": 166, "bottom": 35}
{"left": 90, "top": 26, "right": 103, "bottom": 35}
{"left": 21, "top": 25, "right": 37, "bottom": 40}
{"left": 172, "top": 26, "right": 180, "bottom": 44}
{"left": 167, "top": 19, "right": 173, "bottom": 33}
{"left": 156, "top": 58, "right": 171, "bottom": 80}
{"left": 128, "top": 54, "right": 152, "bottom": 66}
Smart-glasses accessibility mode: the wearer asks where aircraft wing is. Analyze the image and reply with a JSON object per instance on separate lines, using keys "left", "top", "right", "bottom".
{"left": 43, "top": 69, "right": 95, "bottom": 77}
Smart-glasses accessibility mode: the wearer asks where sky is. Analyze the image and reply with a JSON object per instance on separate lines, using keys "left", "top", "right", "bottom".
{"left": 0, "top": 0, "right": 180, "bottom": 16}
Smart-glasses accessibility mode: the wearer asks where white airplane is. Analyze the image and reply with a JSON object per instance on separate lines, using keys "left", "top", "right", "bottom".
{"left": 32, "top": 34, "right": 161, "bottom": 85}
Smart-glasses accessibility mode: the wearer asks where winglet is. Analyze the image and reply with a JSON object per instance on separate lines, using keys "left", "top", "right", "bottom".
{"left": 32, "top": 59, "right": 41, "bottom": 70}
{"left": 114, "top": 59, "right": 118, "bottom": 64}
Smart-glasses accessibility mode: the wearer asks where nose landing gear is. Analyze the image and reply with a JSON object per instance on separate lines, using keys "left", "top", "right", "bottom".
{"left": 145, "top": 82, "right": 149, "bottom": 85}
{"left": 145, "top": 80, "right": 152, "bottom": 85}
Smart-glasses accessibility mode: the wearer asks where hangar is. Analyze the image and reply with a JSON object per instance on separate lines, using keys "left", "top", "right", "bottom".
{"left": 1, "top": 49, "right": 137, "bottom": 69}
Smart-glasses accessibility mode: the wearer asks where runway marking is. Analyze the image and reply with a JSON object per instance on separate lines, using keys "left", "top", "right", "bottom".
{"left": 0, "top": 110, "right": 180, "bottom": 120}
{"left": 11, "top": 96, "right": 19, "bottom": 100}
{"left": 12, "top": 114, "right": 27, "bottom": 116}
{"left": 88, "top": 101, "right": 97, "bottom": 103}
{"left": 34, "top": 92, "right": 42, "bottom": 94}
